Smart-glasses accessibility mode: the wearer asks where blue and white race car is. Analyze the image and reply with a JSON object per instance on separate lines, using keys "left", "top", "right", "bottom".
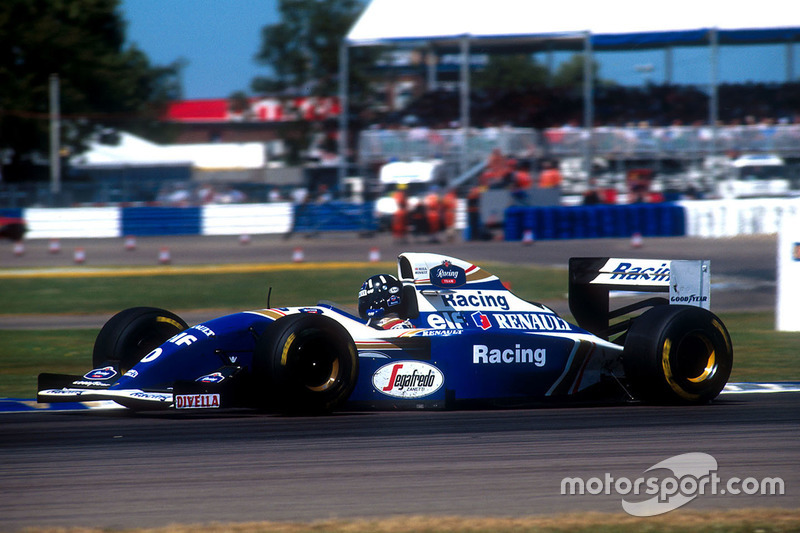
{"left": 38, "top": 252, "right": 733, "bottom": 412}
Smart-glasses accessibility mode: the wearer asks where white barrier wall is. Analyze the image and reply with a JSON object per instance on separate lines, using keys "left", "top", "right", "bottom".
{"left": 14, "top": 198, "right": 799, "bottom": 240}
{"left": 776, "top": 211, "right": 800, "bottom": 332}
{"left": 680, "top": 198, "right": 800, "bottom": 238}
{"left": 201, "top": 203, "right": 293, "bottom": 235}
{"left": 24, "top": 207, "right": 121, "bottom": 239}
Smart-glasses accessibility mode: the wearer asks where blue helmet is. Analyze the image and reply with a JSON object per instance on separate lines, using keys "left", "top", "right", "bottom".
{"left": 358, "top": 274, "right": 403, "bottom": 320}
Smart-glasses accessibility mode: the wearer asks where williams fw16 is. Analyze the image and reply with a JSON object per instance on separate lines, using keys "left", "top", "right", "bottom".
{"left": 38, "top": 253, "right": 733, "bottom": 413}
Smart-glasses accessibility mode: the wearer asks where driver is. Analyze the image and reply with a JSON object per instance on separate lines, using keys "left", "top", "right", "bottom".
{"left": 358, "top": 274, "right": 414, "bottom": 329}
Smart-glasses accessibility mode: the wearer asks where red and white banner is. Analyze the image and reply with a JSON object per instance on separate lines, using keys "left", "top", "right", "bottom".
{"left": 164, "top": 97, "right": 340, "bottom": 123}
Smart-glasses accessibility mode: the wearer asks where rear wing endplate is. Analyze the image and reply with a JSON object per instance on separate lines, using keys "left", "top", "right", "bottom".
{"left": 568, "top": 258, "right": 710, "bottom": 340}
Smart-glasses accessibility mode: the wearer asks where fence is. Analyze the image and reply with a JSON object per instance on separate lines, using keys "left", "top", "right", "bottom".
{"left": 358, "top": 128, "right": 540, "bottom": 166}
{"left": 359, "top": 124, "right": 800, "bottom": 165}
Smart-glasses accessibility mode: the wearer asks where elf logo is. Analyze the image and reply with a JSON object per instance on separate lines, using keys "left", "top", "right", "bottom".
{"left": 372, "top": 361, "right": 444, "bottom": 399}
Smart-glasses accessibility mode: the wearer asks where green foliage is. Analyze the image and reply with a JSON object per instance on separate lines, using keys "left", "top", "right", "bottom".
{"left": 551, "top": 53, "right": 600, "bottom": 90}
{"left": 253, "top": 0, "right": 368, "bottom": 96}
{"left": 473, "top": 54, "right": 549, "bottom": 92}
{"left": 0, "top": 0, "right": 183, "bottom": 181}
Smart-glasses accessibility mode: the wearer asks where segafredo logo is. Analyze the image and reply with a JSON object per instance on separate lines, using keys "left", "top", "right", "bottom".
{"left": 373, "top": 361, "right": 444, "bottom": 399}
{"left": 429, "top": 260, "right": 466, "bottom": 288}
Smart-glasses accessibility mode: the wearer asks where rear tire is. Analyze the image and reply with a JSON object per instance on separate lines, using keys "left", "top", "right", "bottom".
{"left": 252, "top": 314, "right": 358, "bottom": 414}
{"left": 623, "top": 305, "right": 733, "bottom": 404}
{"left": 93, "top": 307, "right": 188, "bottom": 373}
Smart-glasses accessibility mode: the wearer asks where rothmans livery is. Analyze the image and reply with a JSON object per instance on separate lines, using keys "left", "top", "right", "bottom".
{"left": 38, "top": 253, "right": 733, "bottom": 413}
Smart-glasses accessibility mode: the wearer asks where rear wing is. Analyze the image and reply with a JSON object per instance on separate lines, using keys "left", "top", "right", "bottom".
{"left": 569, "top": 258, "right": 710, "bottom": 341}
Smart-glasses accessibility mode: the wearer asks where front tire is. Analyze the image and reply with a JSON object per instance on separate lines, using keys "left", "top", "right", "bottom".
{"left": 93, "top": 307, "right": 188, "bottom": 372}
{"left": 623, "top": 305, "right": 733, "bottom": 404}
{"left": 252, "top": 314, "right": 359, "bottom": 414}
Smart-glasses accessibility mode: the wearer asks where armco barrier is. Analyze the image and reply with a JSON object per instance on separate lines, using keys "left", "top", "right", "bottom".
{"left": 504, "top": 203, "right": 686, "bottom": 241}
{"left": 121, "top": 206, "right": 202, "bottom": 236}
{"left": 0, "top": 208, "right": 23, "bottom": 219}
{"left": 24, "top": 207, "right": 121, "bottom": 239}
{"left": 292, "top": 202, "right": 377, "bottom": 234}
{"left": 8, "top": 199, "right": 798, "bottom": 241}
{"left": 7, "top": 203, "right": 294, "bottom": 239}
{"left": 201, "top": 203, "right": 292, "bottom": 235}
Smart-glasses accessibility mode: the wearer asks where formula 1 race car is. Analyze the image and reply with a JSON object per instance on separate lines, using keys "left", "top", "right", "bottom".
{"left": 38, "top": 252, "right": 733, "bottom": 413}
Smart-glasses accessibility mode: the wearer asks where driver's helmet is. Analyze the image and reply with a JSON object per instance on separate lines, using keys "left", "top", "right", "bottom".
{"left": 358, "top": 274, "right": 403, "bottom": 320}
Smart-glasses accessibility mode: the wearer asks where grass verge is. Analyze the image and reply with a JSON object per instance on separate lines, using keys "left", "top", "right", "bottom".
{"left": 13, "top": 509, "right": 800, "bottom": 533}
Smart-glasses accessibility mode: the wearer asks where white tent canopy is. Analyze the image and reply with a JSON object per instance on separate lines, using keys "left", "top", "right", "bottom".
{"left": 72, "top": 132, "right": 266, "bottom": 170}
{"left": 346, "top": 0, "right": 800, "bottom": 47}
{"left": 339, "top": 0, "right": 800, "bottom": 176}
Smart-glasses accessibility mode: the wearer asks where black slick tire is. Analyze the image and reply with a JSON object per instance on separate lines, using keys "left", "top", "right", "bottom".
{"left": 92, "top": 307, "right": 188, "bottom": 372}
{"left": 623, "top": 305, "right": 733, "bottom": 404}
{"left": 252, "top": 314, "right": 358, "bottom": 414}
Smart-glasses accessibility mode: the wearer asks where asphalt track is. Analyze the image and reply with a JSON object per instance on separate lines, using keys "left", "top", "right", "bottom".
{"left": 1, "top": 232, "right": 795, "bottom": 531}
{"left": 2, "top": 393, "right": 798, "bottom": 530}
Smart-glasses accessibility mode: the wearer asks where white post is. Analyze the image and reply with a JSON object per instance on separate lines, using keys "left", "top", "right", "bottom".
{"left": 338, "top": 43, "right": 349, "bottom": 183}
{"left": 49, "top": 73, "right": 61, "bottom": 196}
{"left": 459, "top": 36, "right": 470, "bottom": 176}
{"left": 426, "top": 47, "right": 437, "bottom": 91}
{"left": 776, "top": 211, "right": 800, "bottom": 331}
{"left": 582, "top": 32, "right": 594, "bottom": 178}
{"left": 708, "top": 28, "right": 719, "bottom": 156}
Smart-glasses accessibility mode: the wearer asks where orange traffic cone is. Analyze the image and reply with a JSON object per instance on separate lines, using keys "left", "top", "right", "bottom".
{"left": 158, "top": 246, "right": 171, "bottom": 265}
{"left": 522, "top": 229, "right": 535, "bottom": 245}
{"left": 369, "top": 247, "right": 380, "bottom": 263}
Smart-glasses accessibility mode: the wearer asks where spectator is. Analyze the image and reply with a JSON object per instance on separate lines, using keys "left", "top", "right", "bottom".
{"left": 467, "top": 185, "right": 490, "bottom": 241}
{"left": 582, "top": 179, "right": 603, "bottom": 205}
{"left": 408, "top": 198, "right": 429, "bottom": 242}
{"left": 441, "top": 188, "right": 458, "bottom": 242}
{"left": 391, "top": 188, "right": 408, "bottom": 243}
{"left": 538, "top": 160, "right": 563, "bottom": 188}
{"left": 424, "top": 189, "right": 442, "bottom": 243}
